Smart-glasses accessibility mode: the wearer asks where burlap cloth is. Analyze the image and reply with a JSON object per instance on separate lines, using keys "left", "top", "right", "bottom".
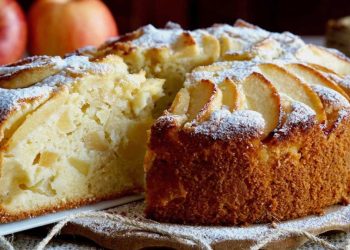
{"left": 9, "top": 231, "right": 350, "bottom": 249}
{"left": 4, "top": 200, "right": 350, "bottom": 250}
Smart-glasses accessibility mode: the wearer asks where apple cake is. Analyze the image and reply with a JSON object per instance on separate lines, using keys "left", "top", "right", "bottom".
{"left": 1, "top": 19, "right": 350, "bottom": 225}
{"left": 0, "top": 54, "right": 163, "bottom": 222}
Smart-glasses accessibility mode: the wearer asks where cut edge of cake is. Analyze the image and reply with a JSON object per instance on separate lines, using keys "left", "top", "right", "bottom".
{"left": 0, "top": 54, "right": 164, "bottom": 222}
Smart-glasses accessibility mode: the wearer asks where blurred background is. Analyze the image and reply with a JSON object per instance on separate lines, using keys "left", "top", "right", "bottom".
{"left": 18, "top": 0, "right": 350, "bottom": 35}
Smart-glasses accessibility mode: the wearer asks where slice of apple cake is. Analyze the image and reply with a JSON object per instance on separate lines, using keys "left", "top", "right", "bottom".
{"left": 0, "top": 54, "right": 163, "bottom": 222}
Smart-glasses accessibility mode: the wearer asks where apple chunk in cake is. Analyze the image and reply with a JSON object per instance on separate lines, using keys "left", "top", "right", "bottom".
{"left": 0, "top": 55, "right": 163, "bottom": 222}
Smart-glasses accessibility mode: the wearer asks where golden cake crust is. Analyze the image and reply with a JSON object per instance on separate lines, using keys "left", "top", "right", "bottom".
{"left": 145, "top": 106, "right": 350, "bottom": 225}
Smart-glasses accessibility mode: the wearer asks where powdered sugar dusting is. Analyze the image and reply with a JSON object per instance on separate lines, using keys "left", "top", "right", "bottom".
{"left": 206, "top": 24, "right": 270, "bottom": 44}
{"left": 205, "top": 23, "right": 304, "bottom": 60}
{"left": 328, "top": 73, "right": 350, "bottom": 91}
{"left": 190, "top": 109, "right": 265, "bottom": 140}
{"left": 67, "top": 200, "right": 350, "bottom": 249}
{"left": 312, "top": 85, "right": 350, "bottom": 109}
{"left": 286, "top": 102, "right": 316, "bottom": 126}
{"left": 0, "top": 86, "right": 52, "bottom": 124}
{"left": 132, "top": 24, "right": 181, "bottom": 48}
{"left": 183, "top": 58, "right": 350, "bottom": 140}
{"left": 187, "top": 60, "right": 260, "bottom": 85}
{"left": 0, "top": 56, "right": 66, "bottom": 77}
{"left": 128, "top": 24, "right": 205, "bottom": 49}
{"left": 113, "top": 21, "right": 304, "bottom": 60}
{"left": 275, "top": 101, "right": 316, "bottom": 138}
{"left": 271, "top": 31, "right": 305, "bottom": 55}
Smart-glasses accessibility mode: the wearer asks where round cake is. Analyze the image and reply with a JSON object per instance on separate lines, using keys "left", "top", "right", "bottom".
{"left": 0, "top": 19, "right": 350, "bottom": 226}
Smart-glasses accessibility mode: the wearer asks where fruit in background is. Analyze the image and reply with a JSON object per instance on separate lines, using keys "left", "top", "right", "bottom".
{"left": 28, "top": 0, "right": 118, "bottom": 56}
{"left": 0, "top": 0, "right": 27, "bottom": 65}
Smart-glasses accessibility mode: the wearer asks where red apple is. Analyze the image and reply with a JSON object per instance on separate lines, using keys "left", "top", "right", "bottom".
{"left": 28, "top": 0, "right": 118, "bottom": 56}
{"left": 0, "top": 0, "right": 27, "bottom": 65}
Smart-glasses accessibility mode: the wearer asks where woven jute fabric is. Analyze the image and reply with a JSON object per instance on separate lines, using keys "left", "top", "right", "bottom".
{"left": 0, "top": 200, "right": 348, "bottom": 250}
{"left": 5, "top": 225, "right": 350, "bottom": 250}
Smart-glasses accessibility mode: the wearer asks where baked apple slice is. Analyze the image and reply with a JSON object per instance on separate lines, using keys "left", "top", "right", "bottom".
{"left": 0, "top": 56, "right": 64, "bottom": 89}
{"left": 307, "top": 63, "right": 350, "bottom": 98}
{"left": 187, "top": 80, "right": 222, "bottom": 122}
{"left": 190, "top": 62, "right": 230, "bottom": 75}
{"left": 252, "top": 38, "right": 282, "bottom": 60}
{"left": 259, "top": 63, "right": 326, "bottom": 123}
{"left": 285, "top": 63, "right": 350, "bottom": 100}
{"left": 296, "top": 44, "right": 350, "bottom": 76}
{"left": 169, "top": 88, "right": 190, "bottom": 115}
{"left": 172, "top": 32, "right": 198, "bottom": 57}
{"left": 241, "top": 72, "right": 280, "bottom": 137}
{"left": 222, "top": 38, "right": 281, "bottom": 61}
{"left": 218, "top": 78, "right": 244, "bottom": 111}
{"left": 218, "top": 35, "right": 244, "bottom": 59}
{"left": 233, "top": 19, "right": 258, "bottom": 29}
{"left": 311, "top": 85, "right": 350, "bottom": 131}
{"left": 308, "top": 63, "right": 337, "bottom": 74}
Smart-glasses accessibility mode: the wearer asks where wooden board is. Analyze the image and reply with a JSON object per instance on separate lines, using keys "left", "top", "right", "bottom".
{"left": 62, "top": 200, "right": 350, "bottom": 250}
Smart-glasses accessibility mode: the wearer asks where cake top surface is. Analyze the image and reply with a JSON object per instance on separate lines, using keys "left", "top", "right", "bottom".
{"left": 100, "top": 20, "right": 305, "bottom": 62}
{"left": 104, "top": 22, "right": 210, "bottom": 51}
{"left": 206, "top": 22, "right": 304, "bottom": 55}
{"left": 183, "top": 97, "right": 318, "bottom": 141}
{"left": 0, "top": 55, "right": 127, "bottom": 124}
{"left": 205, "top": 23, "right": 270, "bottom": 41}
{"left": 2, "top": 20, "right": 350, "bottom": 142}
{"left": 187, "top": 60, "right": 260, "bottom": 84}
{"left": 191, "top": 109, "right": 266, "bottom": 140}
{"left": 171, "top": 55, "right": 350, "bottom": 139}
{"left": 0, "top": 56, "right": 65, "bottom": 77}
{"left": 128, "top": 24, "right": 206, "bottom": 49}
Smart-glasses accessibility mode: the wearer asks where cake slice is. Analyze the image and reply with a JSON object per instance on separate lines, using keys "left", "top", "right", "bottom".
{"left": 0, "top": 54, "right": 163, "bottom": 222}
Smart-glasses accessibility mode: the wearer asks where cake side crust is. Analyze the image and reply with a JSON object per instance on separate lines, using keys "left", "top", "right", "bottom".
{"left": 145, "top": 111, "right": 350, "bottom": 225}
